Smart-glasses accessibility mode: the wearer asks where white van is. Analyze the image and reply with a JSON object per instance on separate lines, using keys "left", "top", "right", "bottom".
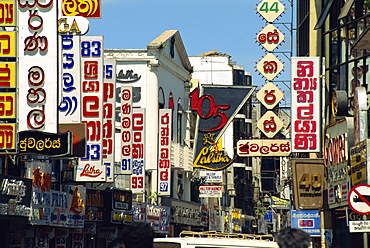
{"left": 153, "top": 231, "right": 279, "bottom": 248}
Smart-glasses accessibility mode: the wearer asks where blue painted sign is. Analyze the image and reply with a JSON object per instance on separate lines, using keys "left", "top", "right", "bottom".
{"left": 291, "top": 210, "right": 320, "bottom": 236}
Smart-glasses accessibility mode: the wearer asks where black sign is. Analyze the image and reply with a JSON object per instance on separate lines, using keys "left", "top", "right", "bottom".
{"left": 190, "top": 85, "right": 255, "bottom": 170}
{"left": 0, "top": 175, "right": 32, "bottom": 217}
{"left": 105, "top": 187, "right": 132, "bottom": 211}
{"left": 85, "top": 189, "right": 105, "bottom": 221}
{"left": 18, "top": 130, "right": 72, "bottom": 157}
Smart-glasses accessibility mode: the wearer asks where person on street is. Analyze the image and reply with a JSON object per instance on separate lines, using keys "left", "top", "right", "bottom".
{"left": 108, "top": 222, "right": 155, "bottom": 248}
{"left": 276, "top": 227, "right": 311, "bottom": 248}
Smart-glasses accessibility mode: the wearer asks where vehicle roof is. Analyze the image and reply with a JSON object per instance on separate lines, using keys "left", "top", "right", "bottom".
{"left": 154, "top": 237, "right": 279, "bottom": 247}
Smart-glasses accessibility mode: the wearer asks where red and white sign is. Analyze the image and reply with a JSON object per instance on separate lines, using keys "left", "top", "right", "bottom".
{"left": 18, "top": 0, "right": 58, "bottom": 132}
{"left": 76, "top": 36, "right": 105, "bottom": 181}
{"left": 257, "top": 111, "right": 283, "bottom": 138}
{"left": 62, "top": 0, "right": 101, "bottom": 19}
{"left": 256, "top": 82, "right": 284, "bottom": 109}
{"left": 158, "top": 109, "right": 172, "bottom": 196}
{"left": 103, "top": 59, "right": 116, "bottom": 182}
{"left": 120, "top": 86, "right": 133, "bottom": 175}
{"left": 199, "top": 185, "right": 223, "bottom": 198}
{"left": 237, "top": 139, "right": 291, "bottom": 157}
{"left": 291, "top": 57, "right": 321, "bottom": 152}
{"left": 131, "top": 108, "right": 145, "bottom": 193}
{"left": 256, "top": 24, "right": 285, "bottom": 52}
{"left": 256, "top": 53, "right": 284, "bottom": 81}
{"left": 349, "top": 184, "right": 370, "bottom": 215}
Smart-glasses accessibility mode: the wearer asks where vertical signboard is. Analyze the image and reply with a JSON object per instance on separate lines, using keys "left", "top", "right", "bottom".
{"left": 18, "top": 0, "right": 58, "bottom": 132}
{"left": 120, "top": 86, "right": 133, "bottom": 175}
{"left": 131, "top": 108, "right": 145, "bottom": 193}
{"left": 66, "top": 185, "right": 86, "bottom": 228}
{"left": 103, "top": 59, "right": 116, "bottom": 182}
{"left": 76, "top": 36, "right": 105, "bottom": 181}
{"left": 29, "top": 161, "right": 52, "bottom": 225}
{"left": 158, "top": 109, "right": 172, "bottom": 196}
{"left": 291, "top": 57, "right": 321, "bottom": 152}
{"left": 59, "top": 35, "right": 81, "bottom": 123}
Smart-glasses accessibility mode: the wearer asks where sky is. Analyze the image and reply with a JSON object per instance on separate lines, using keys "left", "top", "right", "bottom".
{"left": 88, "top": 0, "right": 294, "bottom": 106}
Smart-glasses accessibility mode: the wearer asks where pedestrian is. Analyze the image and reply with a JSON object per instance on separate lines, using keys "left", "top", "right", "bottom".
{"left": 276, "top": 227, "right": 311, "bottom": 248}
{"left": 107, "top": 222, "right": 155, "bottom": 248}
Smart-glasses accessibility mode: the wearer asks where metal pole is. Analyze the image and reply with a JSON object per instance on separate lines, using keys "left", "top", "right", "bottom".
{"left": 364, "top": 215, "right": 368, "bottom": 248}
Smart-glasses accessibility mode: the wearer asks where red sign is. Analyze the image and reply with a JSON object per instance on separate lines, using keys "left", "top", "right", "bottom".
{"left": 62, "top": 0, "right": 101, "bottom": 18}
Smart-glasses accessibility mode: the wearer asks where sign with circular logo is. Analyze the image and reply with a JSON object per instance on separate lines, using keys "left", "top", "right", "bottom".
{"left": 348, "top": 184, "right": 370, "bottom": 215}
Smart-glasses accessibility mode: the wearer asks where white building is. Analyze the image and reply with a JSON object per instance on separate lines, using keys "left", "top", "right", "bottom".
{"left": 104, "top": 30, "right": 194, "bottom": 202}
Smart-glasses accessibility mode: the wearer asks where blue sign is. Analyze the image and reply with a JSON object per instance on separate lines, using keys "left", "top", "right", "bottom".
{"left": 264, "top": 210, "right": 273, "bottom": 223}
{"left": 291, "top": 210, "right": 320, "bottom": 236}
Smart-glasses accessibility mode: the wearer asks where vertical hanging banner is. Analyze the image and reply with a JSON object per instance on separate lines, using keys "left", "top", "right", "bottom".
{"left": 291, "top": 57, "right": 321, "bottom": 152}
{"left": 0, "top": 1, "right": 16, "bottom": 26}
{"left": 157, "top": 109, "right": 172, "bottom": 196}
{"left": 131, "top": 108, "right": 145, "bottom": 193}
{"left": 76, "top": 36, "right": 105, "bottom": 181}
{"left": 18, "top": 0, "right": 58, "bottom": 132}
{"left": 103, "top": 59, "right": 116, "bottom": 182}
{"left": 120, "top": 86, "right": 133, "bottom": 175}
{"left": 59, "top": 34, "right": 82, "bottom": 123}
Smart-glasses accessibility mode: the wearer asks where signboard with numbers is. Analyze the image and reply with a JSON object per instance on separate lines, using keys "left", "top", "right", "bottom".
{"left": 291, "top": 210, "right": 320, "bottom": 236}
{"left": 130, "top": 108, "right": 145, "bottom": 193}
{"left": 76, "top": 36, "right": 105, "bottom": 181}
{"left": 120, "top": 86, "right": 133, "bottom": 175}
{"left": 291, "top": 159, "right": 325, "bottom": 210}
{"left": 291, "top": 57, "right": 321, "bottom": 152}
{"left": 158, "top": 109, "right": 172, "bottom": 196}
{"left": 257, "top": 0, "right": 285, "bottom": 23}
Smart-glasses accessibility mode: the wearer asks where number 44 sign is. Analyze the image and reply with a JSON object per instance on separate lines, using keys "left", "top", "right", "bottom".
{"left": 257, "top": 0, "right": 285, "bottom": 23}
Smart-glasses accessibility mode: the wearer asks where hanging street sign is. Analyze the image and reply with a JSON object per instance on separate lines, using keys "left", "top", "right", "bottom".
{"left": 256, "top": 82, "right": 284, "bottom": 109}
{"left": 257, "top": 111, "right": 284, "bottom": 138}
{"left": 256, "top": 0, "right": 285, "bottom": 23}
{"left": 348, "top": 184, "right": 370, "bottom": 215}
{"left": 256, "top": 53, "right": 284, "bottom": 81}
{"left": 237, "top": 139, "right": 291, "bottom": 157}
{"left": 256, "top": 24, "right": 285, "bottom": 52}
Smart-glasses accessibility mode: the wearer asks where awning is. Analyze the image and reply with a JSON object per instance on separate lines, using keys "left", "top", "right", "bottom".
{"left": 338, "top": 0, "right": 355, "bottom": 19}
{"left": 314, "top": 0, "right": 335, "bottom": 30}
{"left": 352, "top": 25, "right": 370, "bottom": 50}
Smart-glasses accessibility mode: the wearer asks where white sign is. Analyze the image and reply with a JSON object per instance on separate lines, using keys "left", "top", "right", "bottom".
{"left": 348, "top": 184, "right": 370, "bottom": 215}
{"left": 130, "top": 108, "right": 146, "bottom": 193}
{"left": 257, "top": 111, "right": 284, "bottom": 138}
{"left": 200, "top": 171, "right": 223, "bottom": 183}
{"left": 120, "top": 86, "right": 133, "bottom": 175}
{"left": 103, "top": 59, "right": 116, "bottom": 183}
{"left": 256, "top": 24, "right": 285, "bottom": 52}
{"left": 158, "top": 109, "right": 172, "bottom": 196}
{"left": 237, "top": 139, "right": 291, "bottom": 157}
{"left": 18, "top": 0, "right": 58, "bottom": 132}
{"left": 257, "top": 0, "right": 285, "bottom": 23}
{"left": 76, "top": 36, "right": 105, "bottom": 182}
{"left": 199, "top": 185, "right": 223, "bottom": 198}
{"left": 256, "top": 53, "right": 284, "bottom": 81}
{"left": 256, "top": 82, "right": 284, "bottom": 109}
{"left": 291, "top": 57, "right": 321, "bottom": 153}
{"left": 349, "top": 220, "right": 370, "bottom": 232}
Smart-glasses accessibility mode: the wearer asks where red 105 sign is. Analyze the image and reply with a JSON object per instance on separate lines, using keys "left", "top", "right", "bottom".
{"left": 189, "top": 88, "right": 230, "bottom": 132}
